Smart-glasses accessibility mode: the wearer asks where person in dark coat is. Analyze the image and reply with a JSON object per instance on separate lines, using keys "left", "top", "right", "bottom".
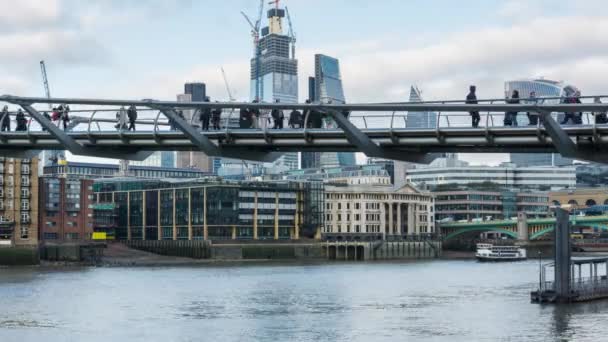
{"left": 1, "top": 105, "right": 10, "bottom": 132}
{"left": 505, "top": 90, "right": 520, "bottom": 127}
{"left": 239, "top": 107, "right": 252, "bottom": 128}
{"left": 288, "top": 109, "right": 302, "bottom": 128}
{"left": 271, "top": 99, "right": 283, "bottom": 129}
{"left": 127, "top": 105, "right": 137, "bottom": 131}
{"left": 304, "top": 99, "right": 323, "bottom": 128}
{"left": 15, "top": 109, "right": 27, "bottom": 131}
{"left": 560, "top": 90, "right": 582, "bottom": 125}
{"left": 199, "top": 97, "right": 211, "bottom": 131}
{"left": 466, "top": 85, "right": 480, "bottom": 128}
{"left": 211, "top": 101, "right": 222, "bottom": 130}
{"left": 59, "top": 104, "right": 70, "bottom": 130}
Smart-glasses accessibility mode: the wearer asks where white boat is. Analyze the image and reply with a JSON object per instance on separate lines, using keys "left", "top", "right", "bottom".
{"left": 475, "top": 243, "right": 527, "bottom": 261}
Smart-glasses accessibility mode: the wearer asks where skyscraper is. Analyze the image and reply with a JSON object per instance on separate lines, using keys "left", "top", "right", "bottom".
{"left": 185, "top": 82, "right": 206, "bottom": 102}
{"left": 314, "top": 54, "right": 356, "bottom": 168}
{"left": 505, "top": 79, "right": 574, "bottom": 167}
{"left": 406, "top": 86, "right": 437, "bottom": 128}
{"left": 249, "top": 4, "right": 299, "bottom": 171}
{"left": 174, "top": 92, "right": 212, "bottom": 172}
{"left": 250, "top": 7, "right": 297, "bottom": 102}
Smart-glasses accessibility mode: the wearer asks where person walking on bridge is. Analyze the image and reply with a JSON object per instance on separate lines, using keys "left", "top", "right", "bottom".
{"left": 249, "top": 99, "right": 261, "bottom": 129}
{"left": 15, "top": 109, "right": 27, "bottom": 131}
{"left": 466, "top": 85, "right": 480, "bottom": 128}
{"left": 59, "top": 104, "right": 70, "bottom": 130}
{"left": 1, "top": 106, "right": 10, "bottom": 132}
{"left": 560, "top": 90, "right": 582, "bottom": 125}
{"left": 199, "top": 97, "right": 211, "bottom": 131}
{"left": 115, "top": 106, "right": 127, "bottom": 130}
{"left": 504, "top": 90, "right": 520, "bottom": 127}
{"left": 127, "top": 105, "right": 138, "bottom": 131}
{"left": 288, "top": 108, "right": 302, "bottom": 128}
{"left": 271, "top": 99, "right": 284, "bottom": 129}
{"left": 211, "top": 101, "right": 222, "bottom": 130}
{"left": 304, "top": 99, "right": 323, "bottom": 129}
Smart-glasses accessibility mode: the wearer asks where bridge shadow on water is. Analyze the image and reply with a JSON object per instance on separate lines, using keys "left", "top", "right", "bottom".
{"left": 545, "top": 299, "right": 608, "bottom": 340}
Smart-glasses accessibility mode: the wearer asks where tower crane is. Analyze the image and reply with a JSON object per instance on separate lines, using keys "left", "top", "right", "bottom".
{"left": 39, "top": 61, "right": 52, "bottom": 110}
{"left": 220, "top": 67, "right": 236, "bottom": 102}
{"left": 285, "top": 6, "right": 296, "bottom": 59}
{"left": 241, "top": 0, "right": 264, "bottom": 101}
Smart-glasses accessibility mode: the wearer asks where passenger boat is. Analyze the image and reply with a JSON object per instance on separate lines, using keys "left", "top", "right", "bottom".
{"left": 475, "top": 243, "right": 527, "bottom": 261}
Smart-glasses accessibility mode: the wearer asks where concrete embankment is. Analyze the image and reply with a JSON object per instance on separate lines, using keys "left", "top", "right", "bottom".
{"left": 0, "top": 247, "right": 39, "bottom": 266}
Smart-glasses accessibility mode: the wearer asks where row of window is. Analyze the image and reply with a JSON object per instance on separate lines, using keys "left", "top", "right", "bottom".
{"left": 0, "top": 199, "right": 31, "bottom": 210}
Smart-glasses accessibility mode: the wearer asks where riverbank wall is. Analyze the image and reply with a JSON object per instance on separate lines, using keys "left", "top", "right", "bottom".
{"left": 0, "top": 246, "right": 39, "bottom": 265}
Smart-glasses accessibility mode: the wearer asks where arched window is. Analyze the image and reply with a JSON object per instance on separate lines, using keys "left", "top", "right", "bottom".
{"left": 604, "top": 199, "right": 608, "bottom": 205}
{"left": 586, "top": 199, "right": 597, "bottom": 207}
{"left": 552, "top": 200, "right": 561, "bottom": 206}
{"left": 568, "top": 199, "right": 579, "bottom": 207}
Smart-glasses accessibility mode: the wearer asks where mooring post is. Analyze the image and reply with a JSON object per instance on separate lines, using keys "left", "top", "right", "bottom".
{"left": 554, "top": 208, "right": 571, "bottom": 303}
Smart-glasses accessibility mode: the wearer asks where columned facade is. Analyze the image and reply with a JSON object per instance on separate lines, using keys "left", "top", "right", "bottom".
{"left": 324, "top": 184, "right": 435, "bottom": 239}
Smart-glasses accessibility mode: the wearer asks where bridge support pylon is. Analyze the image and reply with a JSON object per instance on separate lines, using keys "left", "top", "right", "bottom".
{"left": 554, "top": 208, "right": 572, "bottom": 303}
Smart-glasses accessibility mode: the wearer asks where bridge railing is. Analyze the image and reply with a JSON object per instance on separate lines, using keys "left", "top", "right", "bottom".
{"left": 2, "top": 94, "right": 608, "bottom": 134}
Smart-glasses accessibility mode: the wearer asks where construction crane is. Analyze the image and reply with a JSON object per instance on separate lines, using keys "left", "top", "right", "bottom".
{"left": 285, "top": 6, "right": 296, "bottom": 59}
{"left": 241, "top": 0, "right": 264, "bottom": 101}
{"left": 39, "top": 60, "right": 52, "bottom": 110}
{"left": 220, "top": 67, "right": 236, "bottom": 102}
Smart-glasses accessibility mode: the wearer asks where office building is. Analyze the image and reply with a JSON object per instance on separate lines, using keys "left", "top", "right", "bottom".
{"left": 434, "top": 190, "right": 549, "bottom": 222}
{"left": 549, "top": 188, "right": 608, "bottom": 208}
{"left": 39, "top": 177, "right": 95, "bottom": 242}
{"left": 406, "top": 165, "right": 576, "bottom": 191}
{"left": 314, "top": 54, "right": 356, "bottom": 168}
{"left": 284, "top": 164, "right": 392, "bottom": 186}
{"left": 92, "top": 178, "right": 324, "bottom": 241}
{"left": 250, "top": 6, "right": 297, "bottom": 103}
{"left": 130, "top": 152, "right": 176, "bottom": 168}
{"left": 406, "top": 85, "right": 437, "bottom": 129}
{"left": 43, "top": 161, "right": 210, "bottom": 179}
{"left": 185, "top": 82, "right": 206, "bottom": 102}
{"left": 0, "top": 158, "right": 39, "bottom": 247}
{"left": 505, "top": 78, "right": 575, "bottom": 166}
{"left": 324, "top": 183, "right": 435, "bottom": 238}
{"left": 175, "top": 92, "right": 212, "bottom": 172}
{"left": 576, "top": 163, "right": 608, "bottom": 188}
{"left": 248, "top": 6, "right": 298, "bottom": 171}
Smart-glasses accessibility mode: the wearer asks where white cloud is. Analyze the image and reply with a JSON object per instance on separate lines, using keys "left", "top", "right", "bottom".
{"left": 0, "top": 0, "right": 61, "bottom": 28}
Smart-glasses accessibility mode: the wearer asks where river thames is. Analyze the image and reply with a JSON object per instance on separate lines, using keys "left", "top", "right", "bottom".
{"left": 1, "top": 260, "right": 607, "bottom": 341}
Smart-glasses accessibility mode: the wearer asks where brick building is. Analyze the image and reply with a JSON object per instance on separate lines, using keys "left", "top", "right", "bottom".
{"left": 0, "top": 157, "right": 39, "bottom": 247}
{"left": 38, "top": 177, "right": 95, "bottom": 242}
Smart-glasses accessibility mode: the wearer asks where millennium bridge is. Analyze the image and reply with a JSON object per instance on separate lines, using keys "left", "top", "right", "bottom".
{"left": 0, "top": 94, "right": 607, "bottom": 163}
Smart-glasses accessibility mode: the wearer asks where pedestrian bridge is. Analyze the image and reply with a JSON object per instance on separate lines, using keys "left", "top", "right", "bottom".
{"left": 1, "top": 94, "right": 608, "bottom": 163}
{"left": 440, "top": 215, "right": 608, "bottom": 241}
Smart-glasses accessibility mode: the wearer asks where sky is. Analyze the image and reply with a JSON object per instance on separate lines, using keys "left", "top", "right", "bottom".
{"left": 1, "top": 0, "right": 608, "bottom": 166}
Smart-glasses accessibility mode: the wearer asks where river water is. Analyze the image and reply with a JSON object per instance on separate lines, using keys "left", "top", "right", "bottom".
{"left": 1, "top": 260, "right": 607, "bottom": 342}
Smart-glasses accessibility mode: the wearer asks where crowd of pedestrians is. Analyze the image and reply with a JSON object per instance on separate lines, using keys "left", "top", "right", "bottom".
{"left": 467, "top": 85, "right": 608, "bottom": 128}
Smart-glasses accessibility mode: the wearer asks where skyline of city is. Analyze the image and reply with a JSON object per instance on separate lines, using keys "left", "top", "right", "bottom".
{"left": 2, "top": 1, "right": 608, "bottom": 166}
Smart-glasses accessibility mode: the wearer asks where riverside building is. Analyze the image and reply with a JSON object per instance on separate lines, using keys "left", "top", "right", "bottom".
{"left": 323, "top": 183, "right": 435, "bottom": 240}
{"left": 0, "top": 157, "right": 39, "bottom": 247}
{"left": 406, "top": 165, "right": 576, "bottom": 191}
{"left": 92, "top": 178, "right": 324, "bottom": 241}
{"left": 433, "top": 190, "right": 549, "bottom": 222}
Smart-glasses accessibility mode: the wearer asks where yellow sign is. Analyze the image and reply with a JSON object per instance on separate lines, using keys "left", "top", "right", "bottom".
{"left": 92, "top": 232, "right": 107, "bottom": 240}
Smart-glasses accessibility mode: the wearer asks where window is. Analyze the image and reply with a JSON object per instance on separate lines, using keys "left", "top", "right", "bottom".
{"left": 65, "top": 233, "right": 79, "bottom": 240}
{"left": 20, "top": 164, "right": 30, "bottom": 174}
{"left": 21, "top": 212, "right": 30, "bottom": 223}
{"left": 20, "top": 226, "right": 28, "bottom": 239}
{"left": 21, "top": 176, "right": 30, "bottom": 186}
{"left": 355, "top": 203, "right": 360, "bottom": 210}
{"left": 21, "top": 200, "right": 29, "bottom": 210}
{"left": 21, "top": 188, "right": 29, "bottom": 198}
{"left": 7, "top": 176, "right": 13, "bottom": 186}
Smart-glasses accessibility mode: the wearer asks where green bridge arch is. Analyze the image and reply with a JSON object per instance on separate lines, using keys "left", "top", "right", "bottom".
{"left": 529, "top": 223, "right": 608, "bottom": 240}
{"left": 443, "top": 227, "right": 518, "bottom": 241}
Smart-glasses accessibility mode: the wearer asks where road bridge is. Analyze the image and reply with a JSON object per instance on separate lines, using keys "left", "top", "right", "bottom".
{"left": 1, "top": 94, "right": 608, "bottom": 163}
{"left": 440, "top": 215, "right": 608, "bottom": 241}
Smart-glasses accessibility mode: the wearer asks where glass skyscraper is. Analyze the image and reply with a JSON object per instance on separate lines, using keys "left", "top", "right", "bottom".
{"left": 249, "top": 6, "right": 298, "bottom": 171}
{"left": 505, "top": 79, "right": 574, "bottom": 167}
{"left": 406, "top": 86, "right": 437, "bottom": 129}
{"left": 314, "top": 54, "right": 356, "bottom": 168}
